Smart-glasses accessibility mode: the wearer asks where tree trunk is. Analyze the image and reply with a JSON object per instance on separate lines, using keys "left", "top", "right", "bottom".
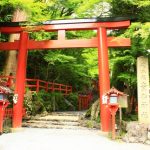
{"left": 3, "top": 9, "right": 27, "bottom": 76}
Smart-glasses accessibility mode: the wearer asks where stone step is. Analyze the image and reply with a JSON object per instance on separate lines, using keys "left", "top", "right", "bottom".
{"left": 25, "top": 120, "right": 80, "bottom": 126}
{"left": 34, "top": 115, "right": 79, "bottom": 122}
{"left": 50, "top": 111, "right": 84, "bottom": 116}
{"left": 22, "top": 123, "right": 85, "bottom": 130}
{"left": 23, "top": 111, "right": 86, "bottom": 130}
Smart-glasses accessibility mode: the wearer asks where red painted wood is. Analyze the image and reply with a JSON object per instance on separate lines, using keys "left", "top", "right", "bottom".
{"left": 0, "top": 105, "right": 4, "bottom": 133}
{"left": 58, "top": 30, "right": 66, "bottom": 40}
{"left": 98, "top": 27, "right": 111, "bottom": 132}
{"left": 78, "top": 95, "right": 91, "bottom": 110}
{"left": 45, "top": 82, "right": 48, "bottom": 92}
{"left": 0, "top": 21, "right": 130, "bottom": 33}
{"left": 0, "top": 41, "right": 19, "bottom": 50}
{"left": 0, "top": 76, "right": 72, "bottom": 95}
{"left": 0, "top": 37, "right": 130, "bottom": 50}
{"left": 36, "top": 80, "right": 40, "bottom": 92}
{"left": 13, "top": 32, "right": 28, "bottom": 128}
{"left": 107, "top": 37, "right": 130, "bottom": 48}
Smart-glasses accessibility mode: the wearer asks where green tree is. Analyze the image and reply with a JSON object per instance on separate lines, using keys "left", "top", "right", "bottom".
{"left": 1, "top": 0, "right": 149, "bottom": 109}
{"left": 109, "top": 0, "right": 150, "bottom": 113}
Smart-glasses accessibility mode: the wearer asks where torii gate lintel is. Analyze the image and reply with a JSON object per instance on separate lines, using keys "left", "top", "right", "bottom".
{"left": 0, "top": 37, "right": 130, "bottom": 50}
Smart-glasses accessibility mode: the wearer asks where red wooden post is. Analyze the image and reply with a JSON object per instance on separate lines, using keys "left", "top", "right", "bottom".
{"left": 81, "top": 97, "right": 83, "bottom": 110}
{"left": 52, "top": 82, "right": 54, "bottom": 92}
{"left": 82, "top": 97, "right": 84, "bottom": 110}
{"left": 0, "top": 105, "right": 4, "bottom": 134}
{"left": 78, "top": 96, "right": 81, "bottom": 111}
{"left": 83, "top": 97, "right": 86, "bottom": 110}
{"left": 6, "top": 75, "right": 14, "bottom": 87}
{"left": 65, "top": 86, "right": 67, "bottom": 95}
{"left": 85, "top": 96, "right": 87, "bottom": 109}
{"left": 108, "top": 104, "right": 119, "bottom": 140}
{"left": 13, "top": 32, "right": 28, "bottom": 128}
{"left": 97, "top": 27, "right": 111, "bottom": 132}
{"left": 45, "top": 82, "right": 48, "bottom": 92}
{"left": 87, "top": 96, "right": 89, "bottom": 109}
{"left": 84, "top": 97, "right": 86, "bottom": 109}
{"left": 58, "top": 30, "right": 65, "bottom": 40}
{"left": 36, "top": 79, "right": 40, "bottom": 92}
{"left": 0, "top": 101, "right": 9, "bottom": 134}
{"left": 86, "top": 96, "right": 89, "bottom": 109}
{"left": 59, "top": 84, "right": 61, "bottom": 92}
{"left": 70, "top": 86, "right": 72, "bottom": 93}
{"left": 111, "top": 112, "right": 116, "bottom": 140}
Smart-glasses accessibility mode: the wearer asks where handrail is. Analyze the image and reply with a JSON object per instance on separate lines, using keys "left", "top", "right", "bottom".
{"left": 0, "top": 76, "right": 72, "bottom": 95}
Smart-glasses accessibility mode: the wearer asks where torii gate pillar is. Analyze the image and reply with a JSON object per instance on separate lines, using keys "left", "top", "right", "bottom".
{"left": 98, "top": 27, "right": 111, "bottom": 131}
{"left": 13, "top": 32, "right": 28, "bottom": 128}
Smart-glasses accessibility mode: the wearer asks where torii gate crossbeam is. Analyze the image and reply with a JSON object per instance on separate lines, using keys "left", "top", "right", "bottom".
{"left": 0, "top": 17, "right": 131, "bottom": 132}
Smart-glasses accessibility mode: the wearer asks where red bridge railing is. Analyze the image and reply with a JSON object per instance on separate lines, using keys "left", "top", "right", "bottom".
{"left": 0, "top": 76, "right": 72, "bottom": 95}
{"left": 26, "top": 78, "right": 72, "bottom": 95}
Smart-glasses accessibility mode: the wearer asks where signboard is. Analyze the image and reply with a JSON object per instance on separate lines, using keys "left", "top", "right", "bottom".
{"left": 13, "top": 94, "right": 18, "bottom": 104}
{"left": 118, "top": 95, "right": 128, "bottom": 108}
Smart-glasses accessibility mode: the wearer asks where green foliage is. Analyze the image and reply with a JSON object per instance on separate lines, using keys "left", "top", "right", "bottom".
{"left": 96, "top": 115, "right": 100, "bottom": 123}
{"left": 122, "top": 113, "right": 138, "bottom": 121}
{"left": 31, "top": 91, "right": 46, "bottom": 115}
{"left": 24, "top": 90, "right": 78, "bottom": 115}
{"left": 110, "top": 55, "right": 137, "bottom": 88}
{"left": 85, "top": 107, "right": 92, "bottom": 118}
{"left": 109, "top": 0, "right": 150, "bottom": 110}
{"left": 0, "top": 0, "right": 104, "bottom": 93}
{"left": 0, "top": 0, "right": 34, "bottom": 10}
{"left": 44, "top": 51, "right": 76, "bottom": 64}
{"left": 86, "top": 120, "right": 94, "bottom": 128}
{"left": 32, "top": 90, "right": 63, "bottom": 113}
{"left": 110, "top": 0, "right": 150, "bottom": 22}
{"left": 3, "top": 118, "right": 12, "bottom": 134}
{"left": 65, "top": 92, "right": 78, "bottom": 110}
{"left": 124, "top": 22, "right": 150, "bottom": 54}
{"left": 82, "top": 48, "right": 98, "bottom": 78}
{"left": 0, "top": 0, "right": 150, "bottom": 116}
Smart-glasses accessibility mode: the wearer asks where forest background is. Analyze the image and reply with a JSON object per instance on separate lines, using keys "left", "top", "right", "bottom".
{"left": 0, "top": 0, "right": 150, "bottom": 114}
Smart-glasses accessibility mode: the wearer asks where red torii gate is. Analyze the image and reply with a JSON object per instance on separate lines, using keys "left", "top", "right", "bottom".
{"left": 0, "top": 17, "right": 131, "bottom": 132}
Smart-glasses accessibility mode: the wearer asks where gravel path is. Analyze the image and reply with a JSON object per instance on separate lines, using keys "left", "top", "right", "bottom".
{"left": 0, "top": 127, "right": 149, "bottom": 150}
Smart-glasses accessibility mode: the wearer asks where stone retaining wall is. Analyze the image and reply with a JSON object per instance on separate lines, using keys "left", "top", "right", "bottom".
{"left": 122, "top": 121, "right": 150, "bottom": 145}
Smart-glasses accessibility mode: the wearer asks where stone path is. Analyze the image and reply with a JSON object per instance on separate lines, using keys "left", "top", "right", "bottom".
{"left": 0, "top": 111, "right": 149, "bottom": 150}
{"left": 0, "top": 128, "right": 150, "bottom": 150}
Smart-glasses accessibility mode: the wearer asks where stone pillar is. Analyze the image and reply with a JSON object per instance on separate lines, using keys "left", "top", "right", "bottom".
{"left": 137, "top": 56, "right": 150, "bottom": 124}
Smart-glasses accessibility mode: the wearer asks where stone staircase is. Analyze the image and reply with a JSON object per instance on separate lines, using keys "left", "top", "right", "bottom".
{"left": 23, "top": 111, "right": 85, "bottom": 129}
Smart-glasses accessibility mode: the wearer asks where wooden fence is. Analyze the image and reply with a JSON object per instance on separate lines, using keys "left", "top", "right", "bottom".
{"left": 78, "top": 93, "right": 93, "bottom": 110}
